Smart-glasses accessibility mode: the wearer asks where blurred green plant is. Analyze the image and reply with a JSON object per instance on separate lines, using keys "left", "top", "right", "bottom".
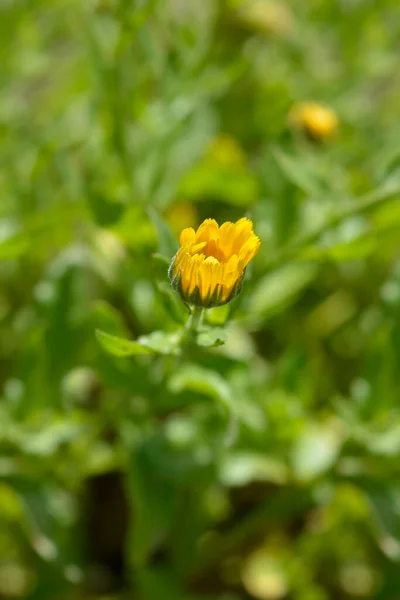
{"left": 2, "top": 0, "right": 400, "bottom": 599}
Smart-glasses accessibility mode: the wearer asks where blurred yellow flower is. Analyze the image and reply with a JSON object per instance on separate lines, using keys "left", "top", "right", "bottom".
{"left": 169, "top": 217, "right": 260, "bottom": 308}
{"left": 206, "top": 134, "right": 247, "bottom": 169}
{"left": 165, "top": 202, "right": 199, "bottom": 237}
{"left": 238, "top": 0, "right": 294, "bottom": 37}
{"left": 289, "top": 102, "right": 338, "bottom": 140}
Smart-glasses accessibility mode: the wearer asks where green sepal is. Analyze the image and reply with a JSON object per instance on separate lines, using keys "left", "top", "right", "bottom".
{"left": 168, "top": 258, "right": 246, "bottom": 308}
{"left": 167, "top": 256, "right": 176, "bottom": 282}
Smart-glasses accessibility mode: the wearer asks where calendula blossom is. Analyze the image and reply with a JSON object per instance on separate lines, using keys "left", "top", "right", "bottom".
{"left": 169, "top": 217, "right": 261, "bottom": 308}
{"left": 289, "top": 102, "right": 338, "bottom": 140}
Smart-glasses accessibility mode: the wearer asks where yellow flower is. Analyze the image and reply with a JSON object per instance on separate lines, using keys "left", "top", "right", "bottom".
{"left": 165, "top": 201, "right": 199, "bottom": 237}
{"left": 206, "top": 134, "right": 247, "bottom": 169}
{"left": 169, "top": 217, "right": 261, "bottom": 308}
{"left": 238, "top": 0, "right": 294, "bottom": 38}
{"left": 289, "top": 102, "right": 338, "bottom": 141}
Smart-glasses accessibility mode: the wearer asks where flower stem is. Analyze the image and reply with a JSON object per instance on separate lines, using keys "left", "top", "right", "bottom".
{"left": 186, "top": 306, "right": 204, "bottom": 333}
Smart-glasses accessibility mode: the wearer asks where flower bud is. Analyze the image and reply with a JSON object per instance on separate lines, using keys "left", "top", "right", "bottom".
{"left": 289, "top": 102, "right": 338, "bottom": 141}
{"left": 169, "top": 217, "right": 260, "bottom": 308}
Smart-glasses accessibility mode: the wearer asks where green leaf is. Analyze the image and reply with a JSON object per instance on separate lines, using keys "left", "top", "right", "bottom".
{"left": 22, "top": 421, "right": 84, "bottom": 457}
{"left": 147, "top": 206, "right": 178, "bottom": 259}
{"left": 122, "top": 428, "right": 176, "bottom": 567}
{"left": 92, "top": 300, "right": 129, "bottom": 338}
{"left": 156, "top": 280, "right": 188, "bottom": 324}
{"left": 250, "top": 263, "right": 317, "bottom": 320}
{"left": 0, "top": 234, "right": 28, "bottom": 260}
{"left": 152, "top": 252, "right": 171, "bottom": 268}
{"left": 219, "top": 452, "right": 288, "bottom": 486}
{"left": 362, "top": 483, "right": 400, "bottom": 559}
{"left": 365, "top": 424, "right": 400, "bottom": 456}
{"left": 168, "top": 365, "right": 234, "bottom": 411}
{"left": 242, "top": 551, "right": 288, "bottom": 600}
{"left": 205, "top": 304, "right": 230, "bottom": 326}
{"left": 299, "top": 235, "right": 376, "bottom": 262}
{"left": 196, "top": 326, "right": 227, "bottom": 347}
{"left": 95, "top": 329, "right": 154, "bottom": 357}
{"left": 291, "top": 424, "right": 342, "bottom": 481}
{"left": 137, "top": 330, "right": 182, "bottom": 355}
{"left": 273, "top": 148, "right": 324, "bottom": 197}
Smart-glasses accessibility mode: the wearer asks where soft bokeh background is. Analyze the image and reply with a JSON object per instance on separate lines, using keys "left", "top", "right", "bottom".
{"left": 2, "top": 0, "right": 400, "bottom": 598}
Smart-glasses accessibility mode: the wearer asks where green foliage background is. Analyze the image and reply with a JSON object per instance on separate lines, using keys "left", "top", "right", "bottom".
{"left": 2, "top": 0, "right": 400, "bottom": 598}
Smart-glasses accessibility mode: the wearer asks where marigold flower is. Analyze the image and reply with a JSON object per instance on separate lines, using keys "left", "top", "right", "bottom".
{"left": 206, "top": 134, "right": 246, "bottom": 169}
{"left": 238, "top": 0, "right": 294, "bottom": 37}
{"left": 169, "top": 217, "right": 261, "bottom": 308}
{"left": 165, "top": 201, "right": 199, "bottom": 237}
{"left": 289, "top": 102, "right": 338, "bottom": 141}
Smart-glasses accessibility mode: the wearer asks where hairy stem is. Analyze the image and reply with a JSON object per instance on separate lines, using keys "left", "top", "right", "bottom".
{"left": 186, "top": 306, "right": 204, "bottom": 333}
